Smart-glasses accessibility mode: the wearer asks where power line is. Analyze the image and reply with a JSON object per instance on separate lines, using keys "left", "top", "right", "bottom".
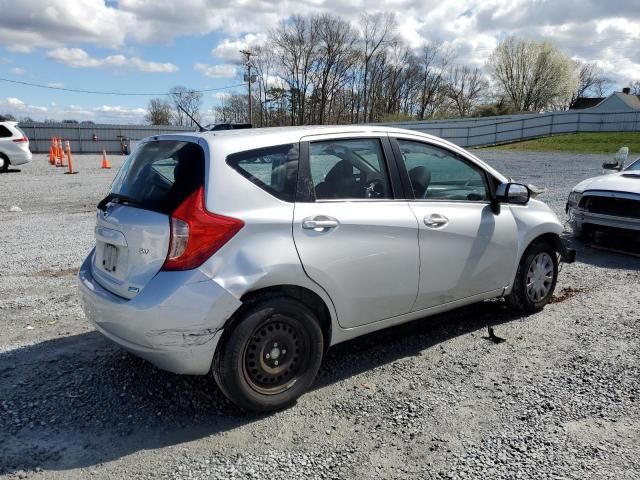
{"left": 0, "top": 77, "right": 247, "bottom": 96}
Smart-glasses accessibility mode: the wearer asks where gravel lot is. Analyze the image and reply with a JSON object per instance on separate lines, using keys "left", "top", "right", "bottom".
{"left": 1, "top": 151, "right": 639, "bottom": 479}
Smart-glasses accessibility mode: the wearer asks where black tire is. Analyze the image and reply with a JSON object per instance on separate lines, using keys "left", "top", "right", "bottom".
{"left": 212, "top": 297, "right": 324, "bottom": 412}
{"left": 505, "top": 241, "right": 558, "bottom": 313}
{"left": 0, "top": 154, "right": 9, "bottom": 173}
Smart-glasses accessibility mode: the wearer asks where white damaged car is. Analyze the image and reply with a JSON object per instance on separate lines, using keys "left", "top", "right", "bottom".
{"left": 567, "top": 156, "right": 640, "bottom": 239}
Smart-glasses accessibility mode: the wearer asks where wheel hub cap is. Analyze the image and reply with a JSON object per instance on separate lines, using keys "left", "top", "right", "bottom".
{"left": 268, "top": 346, "right": 281, "bottom": 360}
{"left": 526, "top": 252, "right": 554, "bottom": 302}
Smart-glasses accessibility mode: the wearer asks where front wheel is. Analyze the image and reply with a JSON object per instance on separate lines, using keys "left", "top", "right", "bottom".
{"left": 506, "top": 242, "right": 558, "bottom": 313}
{"left": 212, "top": 297, "right": 324, "bottom": 412}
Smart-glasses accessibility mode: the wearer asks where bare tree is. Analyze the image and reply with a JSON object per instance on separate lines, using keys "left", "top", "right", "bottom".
{"left": 271, "top": 15, "right": 320, "bottom": 125}
{"left": 487, "top": 37, "right": 578, "bottom": 112}
{"left": 417, "top": 42, "right": 452, "bottom": 119}
{"left": 446, "top": 66, "right": 488, "bottom": 117}
{"left": 251, "top": 45, "right": 277, "bottom": 127}
{"left": 629, "top": 81, "right": 640, "bottom": 95}
{"left": 212, "top": 93, "right": 248, "bottom": 123}
{"left": 569, "top": 62, "right": 612, "bottom": 108}
{"left": 145, "top": 98, "right": 172, "bottom": 125}
{"left": 168, "top": 86, "right": 203, "bottom": 126}
{"left": 358, "top": 12, "right": 397, "bottom": 122}
{"left": 313, "top": 13, "right": 358, "bottom": 124}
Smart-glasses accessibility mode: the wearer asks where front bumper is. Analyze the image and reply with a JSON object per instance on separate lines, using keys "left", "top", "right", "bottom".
{"left": 77, "top": 251, "right": 242, "bottom": 375}
{"left": 568, "top": 206, "right": 640, "bottom": 232}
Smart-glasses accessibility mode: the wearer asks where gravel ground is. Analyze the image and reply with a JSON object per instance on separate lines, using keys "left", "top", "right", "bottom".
{"left": 0, "top": 151, "right": 638, "bottom": 480}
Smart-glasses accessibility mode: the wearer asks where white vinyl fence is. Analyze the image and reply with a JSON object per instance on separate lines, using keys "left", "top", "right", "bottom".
{"left": 381, "top": 110, "right": 640, "bottom": 148}
{"left": 20, "top": 110, "right": 640, "bottom": 153}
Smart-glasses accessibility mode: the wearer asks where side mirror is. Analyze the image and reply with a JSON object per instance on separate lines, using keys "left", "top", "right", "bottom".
{"left": 602, "top": 161, "right": 623, "bottom": 171}
{"left": 492, "top": 183, "right": 530, "bottom": 213}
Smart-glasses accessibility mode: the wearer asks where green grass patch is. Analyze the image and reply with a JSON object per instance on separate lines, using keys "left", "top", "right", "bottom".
{"left": 486, "top": 132, "right": 640, "bottom": 154}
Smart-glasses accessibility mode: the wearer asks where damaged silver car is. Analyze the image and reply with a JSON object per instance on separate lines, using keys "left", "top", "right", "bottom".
{"left": 79, "top": 126, "right": 575, "bottom": 412}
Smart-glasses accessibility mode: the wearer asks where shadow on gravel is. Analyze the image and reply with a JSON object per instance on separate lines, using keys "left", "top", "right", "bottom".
{"left": 0, "top": 301, "right": 520, "bottom": 475}
{"left": 317, "top": 299, "right": 519, "bottom": 389}
{"left": 565, "top": 234, "right": 640, "bottom": 270}
{"left": 0, "top": 168, "right": 22, "bottom": 173}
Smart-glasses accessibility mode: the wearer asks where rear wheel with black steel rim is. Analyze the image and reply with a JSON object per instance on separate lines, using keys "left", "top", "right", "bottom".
{"left": 212, "top": 297, "right": 324, "bottom": 412}
{"left": 506, "top": 242, "right": 558, "bottom": 313}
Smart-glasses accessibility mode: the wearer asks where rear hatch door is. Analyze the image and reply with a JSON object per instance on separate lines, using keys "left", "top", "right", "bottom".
{"left": 92, "top": 138, "right": 205, "bottom": 299}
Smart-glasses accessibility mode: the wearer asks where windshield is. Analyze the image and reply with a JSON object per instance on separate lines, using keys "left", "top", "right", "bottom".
{"left": 625, "top": 158, "right": 640, "bottom": 171}
{"left": 109, "top": 140, "right": 204, "bottom": 214}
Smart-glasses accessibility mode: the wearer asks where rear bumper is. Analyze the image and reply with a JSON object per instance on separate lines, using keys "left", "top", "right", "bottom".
{"left": 7, "top": 149, "right": 32, "bottom": 165}
{"left": 568, "top": 206, "right": 640, "bottom": 232}
{"left": 77, "top": 251, "right": 242, "bottom": 375}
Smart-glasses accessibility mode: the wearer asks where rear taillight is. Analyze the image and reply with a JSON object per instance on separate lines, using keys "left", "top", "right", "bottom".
{"left": 13, "top": 136, "right": 28, "bottom": 143}
{"left": 161, "top": 186, "right": 244, "bottom": 271}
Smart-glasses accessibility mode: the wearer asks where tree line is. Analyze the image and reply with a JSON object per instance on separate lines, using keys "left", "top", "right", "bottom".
{"left": 146, "top": 12, "right": 621, "bottom": 127}
{"left": 0, "top": 13, "right": 631, "bottom": 126}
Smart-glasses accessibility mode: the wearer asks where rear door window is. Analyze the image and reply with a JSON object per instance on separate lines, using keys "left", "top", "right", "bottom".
{"left": 309, "top": 138, "right": 392, "bottom": 200}
{"left": 109, "top": 140, "right": 204, "bottom": 214}
{"left": 226, "top": 143, "right": 299, "bottom": 202}
{"left": 0, "top": 125, "right": 12, "bottom": 138}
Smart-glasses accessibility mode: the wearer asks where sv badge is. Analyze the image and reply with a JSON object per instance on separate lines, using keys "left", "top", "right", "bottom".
{"left": 138, "top": 248, "right": 149, "bottom": 255}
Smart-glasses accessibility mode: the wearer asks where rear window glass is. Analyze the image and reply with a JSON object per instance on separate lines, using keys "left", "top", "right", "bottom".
{"left": 109, "top": 140, "right": 204, "bottom": 214}
{"left": 226, "top": 143, "right": 298, "bottom": 202}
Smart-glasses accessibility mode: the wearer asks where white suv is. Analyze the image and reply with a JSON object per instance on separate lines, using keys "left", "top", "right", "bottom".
{"left": 0, "top": 121, "right": 32, "bottom": 172}
{"left": 78, "top": 126, "right": 575, "bottom": 411}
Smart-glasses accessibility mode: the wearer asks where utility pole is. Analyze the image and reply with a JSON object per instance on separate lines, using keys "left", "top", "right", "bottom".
{"left": 240, "top": 49, "right": 255, "bottom": 124}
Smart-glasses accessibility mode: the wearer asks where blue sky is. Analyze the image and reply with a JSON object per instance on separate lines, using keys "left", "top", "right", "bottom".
{"left": 0, "top": 28, "right": 244, "bottom": 123}
{"left": 1, "top": 0, "right": 639, "bottom": 123}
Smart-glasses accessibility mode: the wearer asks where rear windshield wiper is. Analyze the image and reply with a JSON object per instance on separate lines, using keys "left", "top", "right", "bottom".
{"left": 97, "top": 193, "right": 143, "bottom": 211}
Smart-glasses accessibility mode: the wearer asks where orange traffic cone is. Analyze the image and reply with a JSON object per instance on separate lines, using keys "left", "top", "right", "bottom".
{"left": 64, "top": 141, "right": 78, "bottom": 174}
{"left": 101, "top": 150, "right": 111, "bottom": 169}
{"left": 49, "top": 138, "right": 55, "bottom": 165}
{"left": 55, "top": 138, "right": 63, "bottom": 167}
{"left": 59, "top": 138, "right": 67, "bottom": 167}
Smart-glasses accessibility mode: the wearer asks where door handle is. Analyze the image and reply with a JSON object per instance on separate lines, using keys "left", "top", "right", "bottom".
{"left": 423, "top": 214, "right": 448, "bottom": 228}
{"left": 302, "top": 216, "right": 339, "bottom": 230}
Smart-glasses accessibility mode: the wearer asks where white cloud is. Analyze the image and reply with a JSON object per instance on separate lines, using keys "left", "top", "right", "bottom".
{"left": 0, "top": 0, "right": 135, "bottom": 51}
{"left": 0, "top": 97, "right": 48, "bottom": 115}
{"left": 48, "top": 82, "right": 65, "bottom": 88}
{"left": 212, "top": 91, "right": 232, "bottom": 100}
{"left": 195, "top": 63, "right": 237, "bottom": 79}
{"left": 47, "top": 47, "right": 178, "bottom": 73}
{"left": 7, "top": 97, "right": 24, "bottom": 106}
{"left": 212, "top": 33, "right": 268, "bottom": 62}
{"left": 0, "top": 0, "right": 639, "bottom": 85}
{"left": 0, "top": 96, "right": 149, "bottom": 123}
{"left": 10, "top": 67, "right": 26, "bottom": 75}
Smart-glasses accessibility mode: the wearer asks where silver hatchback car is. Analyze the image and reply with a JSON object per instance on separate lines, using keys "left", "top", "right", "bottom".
{"left": 78, "top": 126, "right": 575, "bottom": 411}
